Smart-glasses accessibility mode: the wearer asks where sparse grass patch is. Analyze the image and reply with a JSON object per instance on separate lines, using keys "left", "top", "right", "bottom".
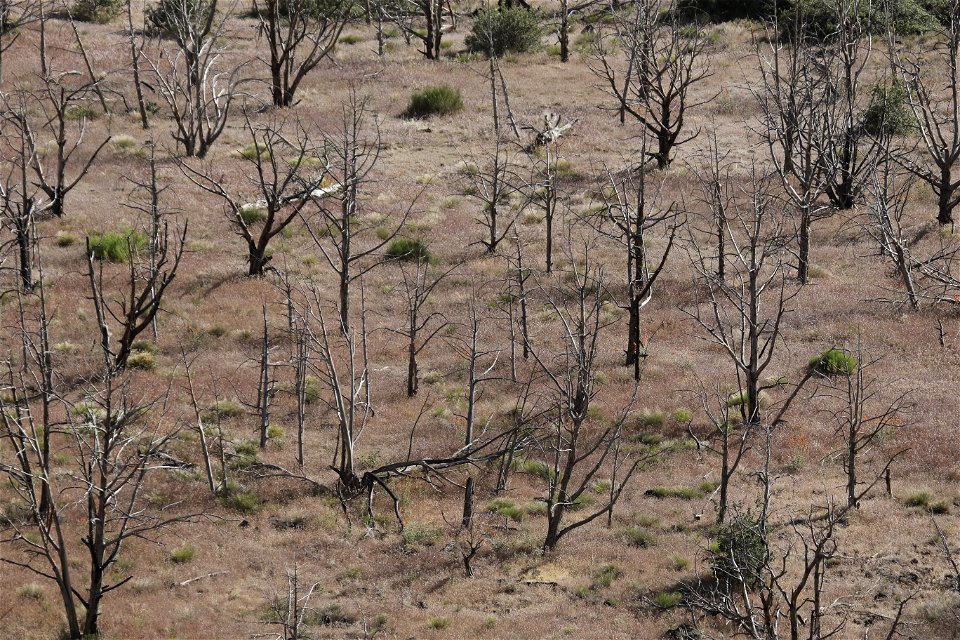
{"left": 623, "top": 526, "right": 656, "bottom": 548}
{"left": 339, "top": 33, "right": 362, "bottom": 44}
{"left": 652, "top": 591, "right": 682, "bottom": 609}
{"left": 487, "top": 497, "right": 524, "bottom": 522}
{"left": 222, "top": 490, "right": 259, "bottom": 513}
{"left": 428, "top": 616, "right": 450, "bottom": 630}
{"left": 18, "top": 583, "right": 44, "bottom": 600}
{"left": 113, "top": 134, "right": 137, "bottom": 150}
{"left": 591, "top": 563, "right": 623, "bottom": 589}
{"left": 402, "top": 523, "right": 441, "bottom": 547}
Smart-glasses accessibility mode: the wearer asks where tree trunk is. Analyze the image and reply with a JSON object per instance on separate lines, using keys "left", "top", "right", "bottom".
{"left": 938, "top": 167, "right": 955, "bottom": 225}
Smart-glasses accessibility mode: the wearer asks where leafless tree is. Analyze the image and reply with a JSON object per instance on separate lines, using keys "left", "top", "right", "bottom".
{"left": 0, "top": 295, "right": 197, "bottom": 637}
{"left": 462, "top": 135, "right": 526, "bottom": 254}
{"left": 822, "top": 346, "right": 911, "bottom": 510}
{"left": 899, "top": 0, "right": 960, "bottom": 225}
{"left": 684, "top": 173, "right": 803, "bottom": 427}
{"left": 182, "top": 114, "right": 331, "bottom": 276}
{"left": 593, "top": 149, "right": 678, "bottom": 379}
{"left": 527, "top": 231, "right": 659, "bottom": 551}
{"left": 146, "top": 0, "right": 246, "bottom": 158}
{"left": 257, "top": 566, "right": 321, "bottom": 640}
{"left": 866, "top": 163, "right": 960, "bottom": 308}
{"left": 753, "top": 13, "right": 830, "bottom": 283}
{"left": 388, "top": 257, "right": 455, "bottom": 397}
{"left": 380, "top": 0, "right": 446, "bottom": 59}
{"left": 0, "top": 0, "right": 39, "bottom": 81}
{"left": 592, "top": 0, "right": 713, "bottom": 168}
{"left": 127, "top": 0, "right": 151, "bottom": 129}
{"left": 86, "top": 221, "right": 187, "bottom": 372}
{"left": 254, "top": 0, "right": 349, "bottom": 107}
{"left": 302, "top": 95, "right": 411, "bottom": 331}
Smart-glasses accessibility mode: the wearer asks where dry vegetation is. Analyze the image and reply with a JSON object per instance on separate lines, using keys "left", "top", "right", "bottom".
{"left": 1, "top": 0, "right": 960, "bottom": 638}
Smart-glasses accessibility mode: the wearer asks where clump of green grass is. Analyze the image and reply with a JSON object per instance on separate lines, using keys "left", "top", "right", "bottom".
{"left": 652, "top": 591, "right": 682, "bottom": 609}
{"left": 206, "top": 399, "right": 243, "bottom": 420}
{"left": 56, "top": 231, "right": 76, "bottom": 247}
{"left": 428, "top": 616, "right": 450, "bottom": 630}
{"left": 638, "top": 408, "right": 667, "bottom": 429}
{"left": 266, "top": 424, "right": 284, "bottom": 440}
{"left": 671, "top": 555, "right": 690, "bottom": 571}
{"left": 18, "top": 583, "right": 44, "bottom": 600}
{"left": 239, "top": 204, "right": 266, "bottom": 226}
{"left": 87, "top": 229, "right": 148, "bottom": 263}
{"left": 512, "top": 455, "right": 556, "bottom": 481}
{"left": 339, "top": 33, "right": 362, "bottom": 44}
{"left": 406, "top": 85, "right": 463, "bottom": 118}
{"left": 386, "top": 237, "right": 433, "bottom": 262}
{"left": 649, "top": 481, "right": 717, "bottom": 500}
{"left": 126, "top": 351, "right": 156, "bottom": 370}
{"left": 487, "top": 498, "right": 524, "bottom": 522}
{"left": 239, "top": 142, "right": 271, "bottom": 161}
{"left": 809, "top": 348, "right": 857, "bottom": 377}
{"left": 591, "top": 563, "right": 623, "bottom": 589}
{"left": 623, "top": 526, "right": 656, "bottom": 548}
{"left": 170, "top": 544, "right": 195, "bottom": 564}
{"left": 222, "top": 491, "right": 259, "bottom": 513}
{"left": 112, "top": 134, "right": 137, "bottom": 150}
{"left": 402, "top": 523, "right": 441, "bottom": 547}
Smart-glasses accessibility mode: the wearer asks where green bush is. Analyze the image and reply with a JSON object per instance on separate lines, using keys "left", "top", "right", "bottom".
{"left": 73, "top": 0, "right": 123, "bottom": 22}
{"left": 465, "top": 7, "right": 543, "bottom": 57}
{"left": 239, "top": 204, "right": 266, "bottom": 226}
{"left": 862, "top": 83, "right": 914, "bottom": 138}
{"left": 487, "top": 498, "right": 524, "bottom": 522}
{"left": 406, "top": 85, "right": 463, "bottom": 118}
{"left": 809, "top": 348, "right": 857, "bottom": 377}
{"left": 712, "top": 512, "right": 767, "bottom": 587}
{"left": 222, "top": 491, "right": 259, "bottom": 513}
{"left": 127, "top": 351, "right": 156, "bottom": 370}
{"left": 623, "top": 526, "right": 656, "bottom": 548}
{"left": 87, "top": 230, "right": 149, "bottom": 263}
{"left": 146, "top": 0, "right": 213, "bottom": 37}
{"left": 386, "top": 237, "right": 433, "bottom": 262}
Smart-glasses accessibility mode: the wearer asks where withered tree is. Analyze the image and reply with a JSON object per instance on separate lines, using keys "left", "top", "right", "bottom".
{"left": 182, "top": 114, "right": 330, "bottom": 276}
{"left": 255, "top": 0, "right": 350, "bottom": 106}
{"left": 462, "top": 135, "right": 526, "bottom": 254}
{"left": 592, "top": 0, "right": 713, "bottom": 168}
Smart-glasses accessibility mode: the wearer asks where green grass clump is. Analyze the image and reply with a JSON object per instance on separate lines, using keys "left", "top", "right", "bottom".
{"left": 56, "top": 232, "right": 76, "bottom": 247}
{"left": 406, "top": 85, "right": 463, "bottom": 118}
{"left": 623, "top": 526, "right": 656, "bottom": 548}
{"left": 652, "top": 591, "right": 682, "bottom": 609}
{"left": 386, "top": 237, "right": 433, "bottom": 262}
{"left": 18, "top": 583, "right": 44, "bottom": 600}
{"left": 170, "top": 544, "right": 195, "bottom": 564}
{"left": 266, "top": 424, "right": 284, "bottom": 440}
{"left": 239, "top": 142, "right": 271, "bottom": 161}
{"left": 809, "top": 348, "right": 857, "bottom": 377}
{"left": 127, "top": 351, "right": 156, "bottom": 370}
{"left": 222, "top": 491, "right": 259, "bottom": 513}
{"left": 512, "top": 455, "right": 556, "bottom": 482}
{"left": 339, "top": 33, "right": 362, "bottom": 44}
{"left": 239, "top": 204, "right": 266, "bottom": 226}
{"left": 591, "top": 563, "right": 623, "bottom": 589}
{"left": 207, "top": 399, "right": 243, "bottom": 420}
{"left": 88, "top": 230, "right": 148, "bottom": 263}
{"left": 905, "top": 491, "right": 933, "bottom": 508}
{"left": 402, "top": 523, "right": 441, "bottom": 547}
{"left": 428, "top": 616, "right": 450, "bottom": 630}
{"left": 487, "top": 498, "right": 524, "bottom": 522}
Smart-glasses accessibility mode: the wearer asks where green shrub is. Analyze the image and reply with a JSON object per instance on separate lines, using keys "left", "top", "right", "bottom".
{"left": 862, "top": 83, "right": 914, "bottom": 138}
{"left": 208, "top": 399, "right": 243, "bottom": 420}
{"left": 87, "top": 230, "right": 149, "bottom": 263}
{"left": 339, "top": 33, "right": 362, "bottom": 44}
{"left": 170, "top": 544, "right": 195, "bottom": 563}
{"left": 809, "top": 348, "right": 857, "bottom": 377}
{"left": 266, "top": 424, "right": 284, "bottom": 440}
{"left": 222, "top": 491, "right": 259, "bottom": 513}
{"left": 146, "top": 0, "right": 213, "bottom": 37}
{"left": 386, "top": 237, "right": 433, "bottom": 262}
{"left": 73, "top": 0, "right": 123, "bottom": 22}
{"left": 712, "top": 512, "right": 767, "bottom": 587}
{"left": 905, "top": 491, "right": 932, "bottom": 508}
{"left": 56, "top": 232, "right": 76, "bottom": 247}
{"left": 406, "top": 85, "right": 464, "bottom": 118}
{"left": 465, "top": 7, "right": 543, "bottom": 57}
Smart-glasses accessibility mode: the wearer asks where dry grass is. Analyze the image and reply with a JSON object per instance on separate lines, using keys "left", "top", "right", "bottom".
{"left": 0, "top": 9, "right": 959, "bottom": 640}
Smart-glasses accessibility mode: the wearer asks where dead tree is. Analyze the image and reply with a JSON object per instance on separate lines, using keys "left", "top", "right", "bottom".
{"left": 684, "top": 174, "right": 801, "bottom": 427}
{"left": 20, "top": 73, "right": 110, "bottom": 219}
{"left": 899, "top": 0, "right": 960, "bottom": 225}
{"left": 126, "top": 0, "right": 150, "bottom": 129}
{"left": 182, "top": 115, "right": 330, "bottom": 276}
{"left": 86, "top": 222, "right": 187, "bottom": 372}
{"left": 593, "top": 151, "right": 678, "bottom": 379}
{"left": 0, "top": 0, "right": 38, "bottom": 81}
{"left": 867, "top": 164, "right": 960, "bottom": 308}
{"left": 261, "top": 566, "right": 321, "bottom": 640}
{"left": 528, "top": 232, "right": 659, "bottom": 551}
{"left": 753, "top": 13, "right": 830, "bottom": 283}
{"left": 147, "top": 0, "right": 246, "bottom": 158}
{"left": 462, "top": 135, "right": 526, "bottom": 254}
{"left": 388, "top": 257, "right": 455, "bottom": 397}
{"left": 303, "top": 95, "right": 411, "bottom": 331}
{"left": 382, "top": 0, "right": 445, "bottom": 59}
{"left": 254, "top": 0, "right": 348, "bottom": 107}
{"left": 0, "top": 97, "right": 50, "bottom": 292}
{"left": 823, "top": 346, "right": 911, "bottom": 509}
{"left": 0, "top": 317, "right": 197, "bottom": 637}
{"left": 690, "top": 129, "right": 734, "bottom": 281}
{"left": 592, "top": 0, "right": 713, "bottom": 168}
